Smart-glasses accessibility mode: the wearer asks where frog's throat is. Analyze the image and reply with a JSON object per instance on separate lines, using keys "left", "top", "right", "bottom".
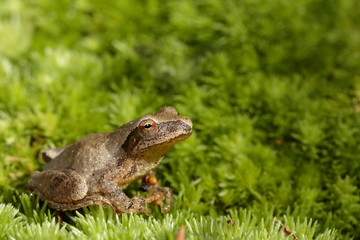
{"left": 136, "top": 142, "right": 177, "bottom": 162}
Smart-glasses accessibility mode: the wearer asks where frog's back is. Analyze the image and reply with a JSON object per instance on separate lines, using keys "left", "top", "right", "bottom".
{"left": 43, "top": 132, "right": 119, "bottom": 177}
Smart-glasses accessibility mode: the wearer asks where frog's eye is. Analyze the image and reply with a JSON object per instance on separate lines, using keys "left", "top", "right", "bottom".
{"left": 138, "top": 119, "right": 158, "bottom": 138}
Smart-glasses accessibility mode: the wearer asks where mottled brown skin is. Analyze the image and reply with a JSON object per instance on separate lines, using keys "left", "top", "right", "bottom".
{"left": 28, "top": 106, "right": 193, "bottom": 215}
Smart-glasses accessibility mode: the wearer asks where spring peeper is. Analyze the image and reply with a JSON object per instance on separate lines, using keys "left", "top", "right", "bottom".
{"left": 28, "top": 106, "right": 192, "bottom": 215}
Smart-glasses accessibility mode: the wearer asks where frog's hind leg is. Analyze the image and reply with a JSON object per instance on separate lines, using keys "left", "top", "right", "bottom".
{"left": 28, "top": 169, "right": 88, "bottom": 204}
{"left": 44, "top": 195, "right": 113, "bottom": 211}
{"left": 42, "top": 146, "right": 68, "bottom": 162}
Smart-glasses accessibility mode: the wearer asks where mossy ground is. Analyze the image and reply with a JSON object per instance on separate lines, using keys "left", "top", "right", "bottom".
{"left": 1, "top": 0, "right": 360, "bottom": 239}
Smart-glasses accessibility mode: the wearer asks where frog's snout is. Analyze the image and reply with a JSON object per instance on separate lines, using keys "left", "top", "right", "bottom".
{"left": 180, "top": 116, "right": 193, "bottom": 133}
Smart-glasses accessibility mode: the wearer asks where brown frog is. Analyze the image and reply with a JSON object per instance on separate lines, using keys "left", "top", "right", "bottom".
{"left": 28, "top": 106, "right": 192, "bottom": 215}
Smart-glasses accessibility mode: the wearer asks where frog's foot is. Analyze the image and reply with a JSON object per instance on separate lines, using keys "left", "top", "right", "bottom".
{"left": 141, "top": 172, "right": 173, "bottom": 213}
{"left": 104, "top": 191, "right": 152, "bottom": 215}
{"left": 28, "top": 169, "right": 88, "bottom": 203}
{"left": 147, "top": 186, "right": 173, "bottom": 213}
{"left": 123, "top": 189, "right": 172, "bottom": 215}
{"left": 127, "top": 196, "right": 152, "bottom": 215}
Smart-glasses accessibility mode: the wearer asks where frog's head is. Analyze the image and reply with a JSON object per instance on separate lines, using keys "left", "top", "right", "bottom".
{"left": 122, "top": 106, "right": 193, "bottom": 161}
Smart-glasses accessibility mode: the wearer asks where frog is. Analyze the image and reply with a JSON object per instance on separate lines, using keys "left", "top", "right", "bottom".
{"left": 28, "top": 106, "right": 193, "bottom": 215}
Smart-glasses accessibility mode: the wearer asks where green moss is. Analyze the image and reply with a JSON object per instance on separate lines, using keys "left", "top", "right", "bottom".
{"left": 1, "top": 0, "right": 359, "bottom": 239}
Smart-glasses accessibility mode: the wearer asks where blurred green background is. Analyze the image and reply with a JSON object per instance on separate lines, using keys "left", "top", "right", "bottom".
{"left": 1, "top": 0, "right": 360, "bottom": 239}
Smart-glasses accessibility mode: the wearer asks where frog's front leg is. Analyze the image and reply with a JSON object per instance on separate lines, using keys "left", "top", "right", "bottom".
{"left": 100, "top": 180, "right": 152, "bottom": 215}
{"left": 100, "top": 167, "right": 158, "bottom": 215}
{"left": 141, "top": 170, "right": 173, "bottom": 213}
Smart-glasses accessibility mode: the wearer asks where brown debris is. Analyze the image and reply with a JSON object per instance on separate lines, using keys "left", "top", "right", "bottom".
{"left": 226, "top": 219, "right": 235, "bottom": 227}
{"left": 56, "top": 211, "right": 63, "bottom": 227}
{"left": 276, "top": 220, "right": 298, "bottom": 240}
{"left": 175, "top": 225, "right": 186, "bottom": 240}
{"left": 276, "top": 139, "right": 286, "bottom": 145}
